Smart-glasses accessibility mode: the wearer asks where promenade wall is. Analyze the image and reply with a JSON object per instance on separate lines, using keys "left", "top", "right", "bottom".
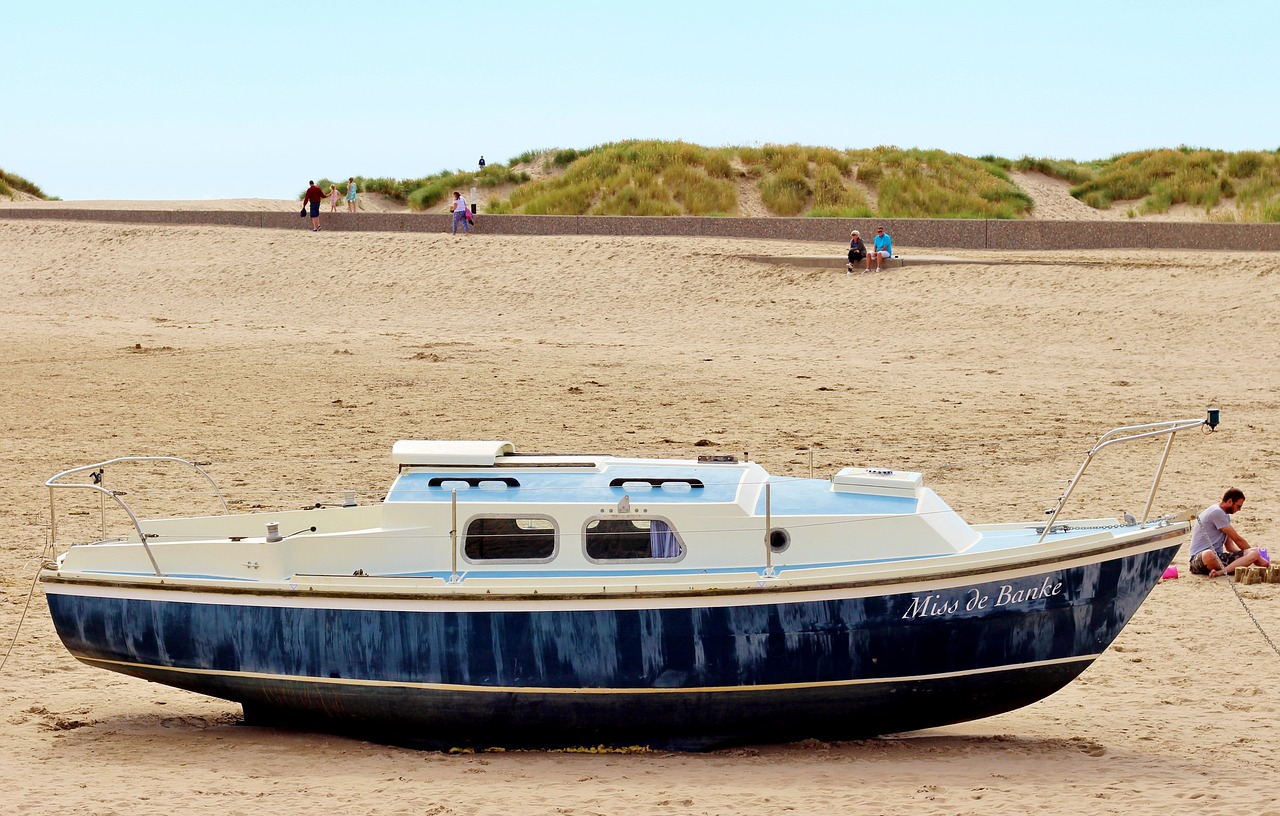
{"left": 4, "top": 208, "right": 1280, "bottom": 251}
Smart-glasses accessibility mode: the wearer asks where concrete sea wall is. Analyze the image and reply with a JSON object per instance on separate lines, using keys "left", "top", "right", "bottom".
{"left": 3, "top": 208, "right": 1280, "bottom": 251}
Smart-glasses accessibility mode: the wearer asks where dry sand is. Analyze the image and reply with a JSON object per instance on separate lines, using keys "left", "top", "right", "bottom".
{"left": 1, "top": 204, "right": 1279, "bottom": 814}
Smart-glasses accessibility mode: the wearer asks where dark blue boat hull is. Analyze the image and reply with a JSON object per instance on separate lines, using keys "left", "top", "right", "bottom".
{"left": 45, "top": 540, "right": 1180, "bottom": 749}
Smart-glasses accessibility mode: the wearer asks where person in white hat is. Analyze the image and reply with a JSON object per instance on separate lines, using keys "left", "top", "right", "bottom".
{"left": 846, "top": 229, "right": 867, "bottom": 274}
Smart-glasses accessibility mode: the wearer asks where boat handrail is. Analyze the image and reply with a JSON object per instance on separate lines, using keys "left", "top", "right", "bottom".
{"left": 1036, "top": 413, "right": 1216, "bottom": 544}
{"left": 45, "top": 456, "right": 229, "bottom": 577}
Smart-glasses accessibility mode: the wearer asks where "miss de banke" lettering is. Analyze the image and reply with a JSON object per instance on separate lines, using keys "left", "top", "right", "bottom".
{"left": 901, "top": 576, "right": 1064, "bottom": 620}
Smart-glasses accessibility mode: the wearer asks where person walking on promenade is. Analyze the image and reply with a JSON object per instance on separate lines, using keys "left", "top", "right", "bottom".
{"left": 450, "top": 190, "right": 470, "bottom": 236}
{"left": 328, "top": 183, "right": 340, "bottom": 212}
{"left": 303, "top": 180, "right": 331, "bottom": 232}
{"left": 346, "top": 177, "right": 358, "bottom": 212}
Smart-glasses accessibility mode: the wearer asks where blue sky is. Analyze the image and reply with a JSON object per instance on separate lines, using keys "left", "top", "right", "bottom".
{"left": 6, "top": 0, "right": 1278, "bottom": 200}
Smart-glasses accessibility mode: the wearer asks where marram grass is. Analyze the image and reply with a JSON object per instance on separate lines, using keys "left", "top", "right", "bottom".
{"left": 0, "top": 168, "right": 49, "bottom": 199}
{"left": 18, "top": 141, "right": 1279, "bottom": 219}
{"left": 295, "top": 143, "right": 1280, "bottom": 220}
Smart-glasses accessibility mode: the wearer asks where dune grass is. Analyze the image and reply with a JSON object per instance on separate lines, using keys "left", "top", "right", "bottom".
{"left": 13, "top": 143, "right": 1280, "bottom": 219}
{"left": 856, "top": 148, "right": 1033, "bottom": 219}
{"left": 736, "top": 144, "right": 868, "bottom": 216}
{"left": 1062, "top": 148, "right": 1278, "bottom": 216}
{"left": 403, "top": 165, "right": 534, "bottom": 210}
{"left": 0, "top": 168, "right": 49, "bottom": 199}
{"left": 988, "top": 147, "right": 1280, "bottom": 221}
{"left": 1008, "top": 156, "right": 1097, "bottom": 185}
{"left": 310, "top": 165, "right": 532, "bottom": 209}
{"left": 488, "top": 140, "right": 737, "bottom": 216}
{"left": 737, "top": 144, "right": 1031, "bottom": 218}
{"left": 328, "top": 142, "right": 1280, "bottom": 221}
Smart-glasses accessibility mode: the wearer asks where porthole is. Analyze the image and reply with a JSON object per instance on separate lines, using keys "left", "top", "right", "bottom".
{"left": 769, "top": 527, "right": 790, "bottom": 553}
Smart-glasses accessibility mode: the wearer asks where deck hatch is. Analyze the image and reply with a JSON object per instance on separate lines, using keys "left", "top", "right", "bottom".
{"left": 608, "top": 478, "right": 704, "bottom": 489}
{"left": 427, "top": 477, "right": 520, "bottom": 488}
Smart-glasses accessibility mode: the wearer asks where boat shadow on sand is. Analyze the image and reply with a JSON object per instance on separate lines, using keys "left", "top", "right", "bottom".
{"left": 42, "top": 709, "right": 1190, "bottom": 774}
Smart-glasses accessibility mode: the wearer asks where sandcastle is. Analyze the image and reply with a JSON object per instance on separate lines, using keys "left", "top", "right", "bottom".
{"left": 1233, "top": 565, "right": 1280, "bottom": 584}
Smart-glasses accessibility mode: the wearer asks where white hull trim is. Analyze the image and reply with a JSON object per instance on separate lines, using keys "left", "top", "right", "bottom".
{"left": 73, "top": 652, "right": 1100, "bottom": 695}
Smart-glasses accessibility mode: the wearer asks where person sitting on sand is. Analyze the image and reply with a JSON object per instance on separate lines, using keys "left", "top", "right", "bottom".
{"left": 865, "top": 227, "right": 892, "bottom": 272}
{"left": 846, "top": 230, "right": 866, "bottom": 274}
{"left": 1188, "top": 488, "right": 1269, "bottom": 577}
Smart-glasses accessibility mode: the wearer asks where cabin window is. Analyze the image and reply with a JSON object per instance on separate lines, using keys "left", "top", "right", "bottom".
{"left": 464, "top": 515, "right": 556, "bottom": 561}
{"left": 584, "top": 517, "right": 684, "bottom": 560}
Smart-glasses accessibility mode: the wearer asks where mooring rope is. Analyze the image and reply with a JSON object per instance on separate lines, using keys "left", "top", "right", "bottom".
{"left": 1225, "top": 575, "right": 1280, "bottom": 658}
{"left": 0, "top": 535, "right": 51, "bottom": 673}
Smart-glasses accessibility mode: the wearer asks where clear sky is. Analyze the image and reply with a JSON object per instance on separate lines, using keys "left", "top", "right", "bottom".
{"left": 6, "top": 0, "right": 1278, "bottom": 200}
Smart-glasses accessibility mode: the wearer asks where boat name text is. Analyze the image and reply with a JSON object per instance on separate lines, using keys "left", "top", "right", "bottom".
{"left": 901, "top": 576, "right": 1064, "bottom": 619}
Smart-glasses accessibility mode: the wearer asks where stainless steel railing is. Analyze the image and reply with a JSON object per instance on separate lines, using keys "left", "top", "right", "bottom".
{"left": 45, "top": 456, "right": 229, "bottom": 577}
{"left": 1036, "top": 411, "right": 1218, "bottom": 544}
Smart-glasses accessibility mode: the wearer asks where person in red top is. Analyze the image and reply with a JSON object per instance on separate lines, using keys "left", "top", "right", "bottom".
{"left": 302, "top": 180, "right": 332, "bottom": 232}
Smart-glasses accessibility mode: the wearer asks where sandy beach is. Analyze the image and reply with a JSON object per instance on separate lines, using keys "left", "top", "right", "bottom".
{"left": 1, "top": 204, "right": 1279, "bottom": 814}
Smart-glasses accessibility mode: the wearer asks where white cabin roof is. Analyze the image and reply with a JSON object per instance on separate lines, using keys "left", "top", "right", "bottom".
{"left": 392, "top": 440, "right": 515, "bottom": 467}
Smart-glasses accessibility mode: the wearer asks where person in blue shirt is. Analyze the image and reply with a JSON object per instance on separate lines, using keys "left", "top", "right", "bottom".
{"left": 865, "top": 227, "right": 893, "bottom": 272}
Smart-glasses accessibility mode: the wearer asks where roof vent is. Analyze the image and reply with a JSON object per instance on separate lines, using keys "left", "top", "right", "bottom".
{"left": 832, "top": 467, "right": 923, "bottom": 498}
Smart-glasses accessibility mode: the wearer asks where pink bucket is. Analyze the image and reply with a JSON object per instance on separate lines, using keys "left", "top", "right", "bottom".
{"left": 1162, "top": 565, "right": 1179, "bottom": 580}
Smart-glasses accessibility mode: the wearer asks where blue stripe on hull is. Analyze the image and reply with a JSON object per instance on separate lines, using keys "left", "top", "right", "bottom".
{"left": 46, "top": 543, "right": 1177, "bottom": 747}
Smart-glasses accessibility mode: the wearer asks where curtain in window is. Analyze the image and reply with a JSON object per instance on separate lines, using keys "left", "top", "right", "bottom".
{"left": 649, "top": 520, "right": 680, "bottom": 558}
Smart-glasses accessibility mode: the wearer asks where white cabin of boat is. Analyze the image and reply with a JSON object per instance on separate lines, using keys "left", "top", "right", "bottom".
{"left": 50, "top": 439, "right": 1006, "bottom": 589}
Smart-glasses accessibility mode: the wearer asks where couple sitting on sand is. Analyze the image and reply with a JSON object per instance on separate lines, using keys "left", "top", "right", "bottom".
{"left": 1189, "top": 488, "right": 1269, "bottom": 577}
